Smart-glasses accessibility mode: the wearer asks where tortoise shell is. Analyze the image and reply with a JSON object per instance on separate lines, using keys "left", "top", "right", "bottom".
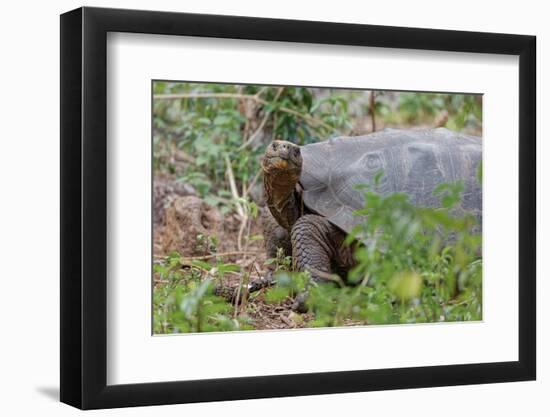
{"left": 299, "top": 128, "right": 482, "bottom": 233}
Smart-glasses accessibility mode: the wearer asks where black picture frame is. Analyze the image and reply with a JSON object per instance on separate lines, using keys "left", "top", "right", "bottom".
{"left": 60, "top": 6, "right": 536, "bottom": 410}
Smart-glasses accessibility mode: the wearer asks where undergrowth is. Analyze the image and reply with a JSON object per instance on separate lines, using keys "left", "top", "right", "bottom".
{"left": 153, "top": 177, "right": 482, "bottom": 333}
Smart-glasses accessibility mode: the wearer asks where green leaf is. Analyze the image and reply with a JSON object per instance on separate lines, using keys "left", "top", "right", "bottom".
{"left": 191, "top": 260, "right": 212, "bottom": 271}
{"left": 389, "top": 271, "right": 422, "bottom": 302}
{"left": 265, "top": 287, "right": 291, "bottom": 304}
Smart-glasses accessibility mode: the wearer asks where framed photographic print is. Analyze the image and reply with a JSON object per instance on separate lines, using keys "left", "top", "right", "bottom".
{"left": 60, "top": 6, "right": 536, "bottom": 409}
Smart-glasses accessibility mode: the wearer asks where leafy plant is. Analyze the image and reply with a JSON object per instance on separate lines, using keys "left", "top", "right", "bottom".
{"left": 262, "top": 177, "right": 482, "bottom": 327}
{"left": 153, "top": 82, "right": 355, "bottom": 216}
{"left": 346, "top": 176, "right": 482, "bottom": 324}
{"left": 153, "top": 82, "right": 483, "bottom": 332}
{"left": 264, "top": 247, "right": 292, "bottom": 273}
{"left": 153, "top": 253, "right": 252, "bottom": 333}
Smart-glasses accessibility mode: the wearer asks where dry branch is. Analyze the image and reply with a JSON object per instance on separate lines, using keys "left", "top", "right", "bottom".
{"left": 225, "top": 154, "right": 245, "bottom": 219}
{"left": 153, "top": 251, "right": 261, "bottom": 261}
{"left": 154, "top": 92, "right": 257, "bottom": 101}
{"left": 243, "top": 170, "right": 262, "bottom": 199}
{"left": 184, "top": 251, "right": 260, "bottom": 261}
{"left": 154, "top": 92, "right": 333, "bottom": 132}
{"left": 239, "top": 87, "right": 285, "bottom": 151}
{"left": 369, "top": 91, "right": 376, "bottom": 132}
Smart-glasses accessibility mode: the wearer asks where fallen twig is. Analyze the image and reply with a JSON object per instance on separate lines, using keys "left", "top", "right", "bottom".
{"left": 154, "top": 251, "right": 261, "bottom": 261}
{"left": 184, "top": 251, "right": 260, "bottom": 261}
{"left": 280, "top": 314, "right": 294, "bottom": 327}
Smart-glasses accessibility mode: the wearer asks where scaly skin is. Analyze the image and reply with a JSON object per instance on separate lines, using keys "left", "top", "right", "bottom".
{"left": 261, "top": 141, "right": 302, "bottom": 232}
{"left": 261, "top": 141, "right": 356, "bottom": 286}
{"left": 291, "top": 214, "right": 355, "bottom": 281}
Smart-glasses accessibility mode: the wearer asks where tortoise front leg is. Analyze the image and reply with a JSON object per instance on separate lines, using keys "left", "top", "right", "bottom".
{"left": 291, "top": 214, "right": 345, "bottom": 312}
{"left": 260, "top": 206, "right": 292, "bottom": 259}
{"left": 291, "top": 214, "right": 335, "bottom": 281}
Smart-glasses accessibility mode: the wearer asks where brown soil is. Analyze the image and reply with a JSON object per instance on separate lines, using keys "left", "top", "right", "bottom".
{"left": 153, "top": 179, "right": 311, "bottom": 330}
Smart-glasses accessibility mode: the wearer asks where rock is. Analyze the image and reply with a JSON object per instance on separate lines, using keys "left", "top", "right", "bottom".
{"left": 153, "top": 177, "right": 196, "bottom": 225}
{"left": 162, "top": 196, "right": 222, "bottom": 256}
{"left": 434, "top": 110, "right": 449, "bottom": 128}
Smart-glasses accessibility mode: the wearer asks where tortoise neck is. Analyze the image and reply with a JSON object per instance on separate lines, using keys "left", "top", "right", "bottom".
{"left": 264, "top": 170, "right": 302, "bottom": 231}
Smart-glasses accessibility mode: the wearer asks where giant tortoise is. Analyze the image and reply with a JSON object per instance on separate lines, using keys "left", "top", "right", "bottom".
{"left": 260, "top": 127, "right": 482, "bottom": 288}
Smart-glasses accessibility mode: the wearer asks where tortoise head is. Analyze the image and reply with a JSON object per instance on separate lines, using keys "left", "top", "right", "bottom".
{"left": 261, "top": 140, "right": 302, "bottom": 176}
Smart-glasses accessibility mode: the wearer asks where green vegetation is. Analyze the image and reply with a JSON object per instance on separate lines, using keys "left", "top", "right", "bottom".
{"left": 153, "top": 83, "right": 350, "bottom": 210}
{"left": 153, "top": 178, "right": 482, "bottom": 332}
{"left": 153, "top": 81, "right": 482, "bottom": 333}
{"left": 153, "top": 82, "right": 481, "bottom": 211}
{"left": 263, "top": 177, "right": 482, "bottom": 327}
{"left": 153, "top": 251, "right": 254, "bottom": 333}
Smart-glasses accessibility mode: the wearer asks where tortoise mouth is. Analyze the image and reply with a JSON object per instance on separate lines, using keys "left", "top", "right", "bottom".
{"left": 262, "top": 155, "right": 302, "bottom": 171}
{"left": 265, "top": 155, "right": 289, "bottom": 162}
{"left": 263, "top": 156, "right": 293, "bottom": 170}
